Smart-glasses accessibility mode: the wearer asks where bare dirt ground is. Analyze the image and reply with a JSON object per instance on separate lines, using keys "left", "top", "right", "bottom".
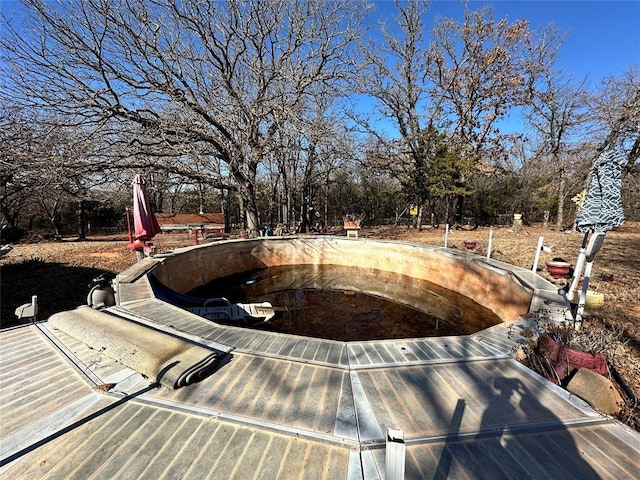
{"left": 2, "top": 222, "right": 639, "bottom": 429}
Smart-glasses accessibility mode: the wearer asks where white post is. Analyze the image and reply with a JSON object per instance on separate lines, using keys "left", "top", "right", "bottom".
{"left": 31, "top": 295, "right": 38, "bottom": 321}
{"left": 444, "top": 224, "right": 450, "bottom": 248}
{"left": 574, "top": 261, "right": 594, "bottom": 330}
{"left": 486, "top": 228, "right": 494, "bottom": 259}
{"left": 532, "top": 236, "right": 544, "bottom": 272}
{"left": 567, "top": 253, "right": 585, "bottom": 302}
{"left": 574, "top": 232, "right": 606, "bottom": 329}
{"left": 385, "top": 428, "right": 405, "bottom": 480}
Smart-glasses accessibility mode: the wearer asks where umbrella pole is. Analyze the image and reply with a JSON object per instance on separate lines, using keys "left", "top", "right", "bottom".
{"left": 573, "top": 232, "right": 607, "bottom": 330}
{"left": 125, "top": 207, "right": 133, "bottom": 245}
{"left": 567, "top": 231, "right": 589, "bottom": 302}
{"left": 574, "top": 259, "right": 595, "bottom": 330}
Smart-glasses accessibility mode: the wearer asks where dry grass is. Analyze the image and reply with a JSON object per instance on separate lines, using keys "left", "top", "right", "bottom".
{"left": 2, "top": 222, "right": 639, "bottom": 429}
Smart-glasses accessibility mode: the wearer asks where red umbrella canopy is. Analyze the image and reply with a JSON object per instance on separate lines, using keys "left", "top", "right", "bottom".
{"left": 133, "top": 174, "right": 161, "bottom": 241}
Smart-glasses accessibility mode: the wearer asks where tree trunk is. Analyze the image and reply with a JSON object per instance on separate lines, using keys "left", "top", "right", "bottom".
{"left": 198, "top": 183, "right": 205, "bottom": 215}
{"left": 50, "top": 216, "right": 62, "bottom": 237}
{"left": 556, "top": 171, "right": 566, "bottom": 231}
{"left": 230, "top": 156, "right": 261, "bottom": 237}
{"left": 221, "top": 189, "right": 230, "bottom": 234}
{"left": 455, "top": 193, "right": 464, "bottom": 226}
{"left": 77, "top": 200, "right": 85, "bottom": 239}
{"left": 299, "top": 193, "right": 308, "bottom": 233}
{"left": 269, "top": 180, "right": 278, "bottom": 227}
{"left": 324, "top": 177, "right": 330, "bottom": 231}
{"left": 445, "top": 197, "right": 452, "bottom": 226}
{"left": 238, "top": 186, "right": 260, "bottom": 237}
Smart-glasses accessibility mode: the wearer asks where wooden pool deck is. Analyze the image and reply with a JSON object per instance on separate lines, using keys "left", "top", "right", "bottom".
{"left": 2, "top": 248, "right": 639, "bottom": 479}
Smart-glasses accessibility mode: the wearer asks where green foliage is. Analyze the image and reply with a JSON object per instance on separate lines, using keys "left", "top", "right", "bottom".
{"left": 401, "top": 126, "right": 474, "bottom": 205}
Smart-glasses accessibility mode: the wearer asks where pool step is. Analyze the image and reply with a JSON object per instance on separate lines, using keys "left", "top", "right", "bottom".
{"left": 186, "top": 302, "right": 276, "bottom": 324}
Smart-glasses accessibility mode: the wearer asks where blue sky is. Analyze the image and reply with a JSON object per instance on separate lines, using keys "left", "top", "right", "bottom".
{"left": 365, "top": 0, "right": 639, "bottom": 136}
{"left": 487, "top": 0, "right": 639, "bottom": 86}
{"left": 3, "top": 0, "right": 637, "bottom": 87}
{"left": 3, "top": 0, "right": 638, "bottom": 137}
{"left": 372, "top": 0, "right": 639, "bottom": 88}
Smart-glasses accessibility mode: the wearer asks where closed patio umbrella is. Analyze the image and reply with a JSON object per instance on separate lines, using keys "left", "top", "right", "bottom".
{"left": 132, "top": 174, "right": 161, "bottom": 244}
{"left": 568, "top": 150, "right": 625, "bottom": 327}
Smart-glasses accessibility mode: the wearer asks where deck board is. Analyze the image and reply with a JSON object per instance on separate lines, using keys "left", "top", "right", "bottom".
{"left": 0, "top": 326, "right": 96, "bottom": 441}
{"left": 3, "top": 307, "right": 640, "bottom": 479}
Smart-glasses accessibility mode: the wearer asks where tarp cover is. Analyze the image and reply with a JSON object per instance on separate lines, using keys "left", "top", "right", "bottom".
{"left": 49, "top": 307, "right": 220, "bottom": 388}
{"left": 576, "top": 150, "right": 626, "bottom": 233}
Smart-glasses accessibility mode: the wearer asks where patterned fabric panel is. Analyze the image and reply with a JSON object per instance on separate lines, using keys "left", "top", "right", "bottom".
{"left": 576, "top": 150, "right": 625, "bottom": 233}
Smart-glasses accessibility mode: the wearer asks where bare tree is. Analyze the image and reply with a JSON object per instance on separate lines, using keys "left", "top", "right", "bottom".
{"left": 589, "top": 65, "right": 640, "bottom": 166}
{"left": 526, "top": 68, "right": 589, "bottom": 229}
{"left": 358, "top": 0, "right": 461, "bottom": 229}
{"left": 360, "top": 1, "right": 430, "bottom": 141}
{"left": 426, "top": 5, "right": 554, "bottom": 222}
{"left": 357, "top": 2, "right": 556, "bottom": 226}
{"left": 1, "top": 0, "right": 368, "bottom": 236}
{"left": 0, "top": 103, "right": 117, "bottom": 238}
{"left": 583, "top": 65, "right": 640, "bottom": 222}
{"left": 0, "top": 106, "right": 37, "bottom": 238}
{"left": 252, "top": 82, "right": 358, "bottom": 233}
